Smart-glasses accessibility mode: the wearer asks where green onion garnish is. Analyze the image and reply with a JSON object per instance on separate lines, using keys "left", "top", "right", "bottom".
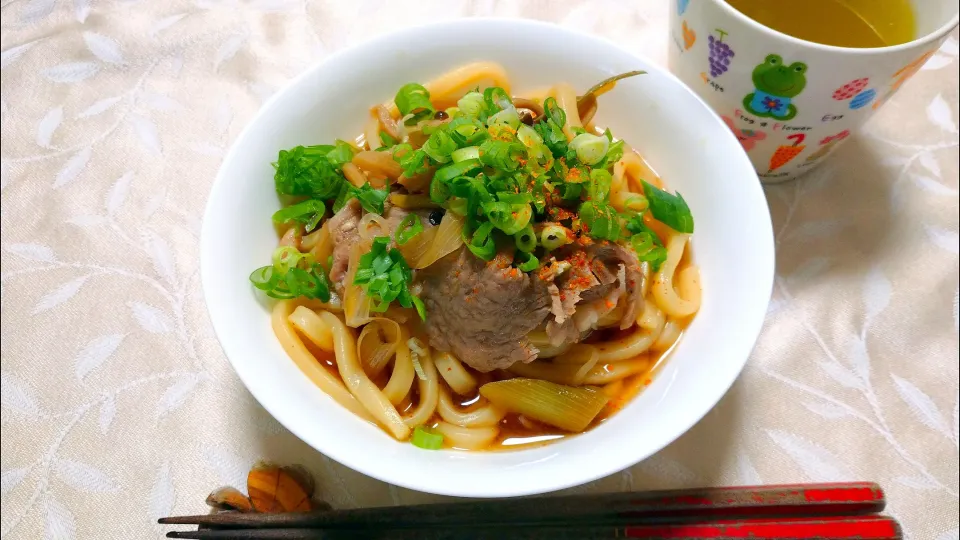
{"left": 395, "top": 214, "right": 424, "bottom": 246}
{"left": 451, "top": 146, "right": 480, "bottom": 163}
{"left": 515, "top": 251, "right": 539, "bottom": 272}
{"left": 250, "top": 247, "right": 331, "bottom": 302}
{"left": 579, "top": 201, "right": 621, "bottom": 241}
{"left": 457, "top": 91, "right": 484, "bottom": 118}
{"left": 570, "top": 133, "right": 609, "bottom": 166}
{"left": 411, "top": 425, "right": 443, "bottom": 450}
{"left": 353, "top": 237, "right": 425, "bottom": 320}
{"left": 394, "top": 83, "right": 434, "bottom": 125}
{"left": 434, "top": 159, "right": 481, "bottom": 184}
{"left": 422, "top": 128, "right": 457, "bottom": 164}
{"left": 540, "top": 224, "right": 571, "bottom": 251}
{"left": 641, "top": 180, "right": 694, "bottom": 233}
{"left": 271, "top": 199, "right": 326, "bottom": 233}
{"left": 463, "top": 221, "right": 496, "bottom": 261}
{"left": 483, "top": 201, "right": 532, "bottom": 235}
{"left": 514, "top": 224, "right": 537, "bottom": 253}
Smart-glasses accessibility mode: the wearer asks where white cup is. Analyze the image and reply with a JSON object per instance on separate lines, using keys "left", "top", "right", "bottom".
{"left": 669, "top": 0, "right": 959, "bottom": 183}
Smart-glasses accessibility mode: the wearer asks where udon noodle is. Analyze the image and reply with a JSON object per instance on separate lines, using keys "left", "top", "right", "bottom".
{"left": 252, "top": 63, "right": 701, "bottom": 451}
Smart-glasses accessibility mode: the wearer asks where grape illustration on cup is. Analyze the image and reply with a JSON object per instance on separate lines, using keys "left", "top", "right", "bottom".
{"left": 707, "top": 29, "right": 735, "bottom": 78}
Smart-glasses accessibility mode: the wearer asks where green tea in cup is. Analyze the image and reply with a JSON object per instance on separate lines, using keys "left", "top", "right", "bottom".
{"left": 724, "top": 0, "right": 916, "bottom": 48}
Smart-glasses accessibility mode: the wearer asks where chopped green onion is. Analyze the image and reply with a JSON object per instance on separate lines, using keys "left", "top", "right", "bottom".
{"left": 273, "top": 145, "right": 347, "bottom": 200}
{"left": 395, "top": 214, "right": 424, "bottom": 245}
{"left": 271, "top": 199, "right": 326, "bottom": 232}
{"left": 483, "top": 87, "right": 512, "bottom": 113}
{"left": 392, "top": 144, "right": 430, "bottom": 177}
{"left": 543, "top": 97, "right": 566, "bottom": 127}
{"left": 540, "top": 224, "right": 571, "bottom": 250}
{"left": 429, "top": 175, "right": 451, "bottom": 204}
{"left": 603, "top": 139, "right": 625, "bottom": 166}
{"left": 444, "top": 106, "right": 460, "bottom": 117}
{"left": 570, "top": 133, "right": 609, "bottom": 165}
{"left": 326, "top": 140, "right": 357, "bottom": 167}
{"left": 464, "top": 221, "right": 496, "bottom": 261}
{"left": 483, "top": 201, "right": 532, "bottom": 235}
{"left": 434, "top": 159, "right": 481, "bottom": 184}
{"left": 514, "top": 224, "right": 537, "bottom": 252}
{"left": 394, "top": 83, "right": 434, "bottom": 124}
{"left": 516, "top": 124, "right": 543, "bottom": 147}
{"left": 411, "top": 425, "right": 443, "bottom": 450}
{"left": 451, "top": 146, "right": 480, "bottom": 163}
{"left": 579, "top": 201, "right": 621, "bottom": 241}
{"left": 487, "top": 106, "right": 520, "bottom": 130}
{"left": 478, "top": 140, "right": 524, "bottom": 172}
{"left": 422, "top": 128, "right": 457, "bottom": 164}
{"left": 625, "top": 194, "right": 649, "bottom": 212}
{"left": 516, "top": 251, "right": 539, "bottom": 272}
{"left": 250, "top": 247, "right": 331, "bottom": 302}
{"left": 457, "top": 91, "right": 485, "bottom": 118}
{"left": 353, "top": 236, "right": 425, "bottom": 320}
{"left": 588, "top": 169, "right": 612, "bottom": 202}
{"left": 334, "top": 182, "right": 389, "bottom": 214}
{"left": 447, "top": 197, "right": 468, "bottom": 216}
{"left": 630, "top": 231, "right": 653, "bottom": 254}
{"left": 642, "top": 180, "right": 694, "bottom": 233}
{"left": 378, "top": 131, "right": 397, "bottom": 149}
{"left": 447, "top": 116, "right": 488, "bottom": 146}
{"left": 638, "top": 245, "right": 668, "bottom": 269}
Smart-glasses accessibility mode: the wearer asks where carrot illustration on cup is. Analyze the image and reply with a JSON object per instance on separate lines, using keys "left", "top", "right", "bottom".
{"left": 768, "top": 133, "right": 806, "bottom": 172}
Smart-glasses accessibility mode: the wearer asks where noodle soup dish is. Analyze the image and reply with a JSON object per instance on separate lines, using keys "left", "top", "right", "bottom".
{"left": 202, "top": 19, "right": 774, "bottom": 497}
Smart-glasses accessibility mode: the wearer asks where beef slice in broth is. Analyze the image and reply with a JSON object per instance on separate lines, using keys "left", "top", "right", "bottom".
{"left": 420, "top": 248, "right": 551, "bottom": 372}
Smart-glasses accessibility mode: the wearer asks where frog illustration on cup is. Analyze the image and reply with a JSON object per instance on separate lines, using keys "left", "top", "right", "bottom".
{"left": 743, "top": 54, "right": 807, "bottom": 120}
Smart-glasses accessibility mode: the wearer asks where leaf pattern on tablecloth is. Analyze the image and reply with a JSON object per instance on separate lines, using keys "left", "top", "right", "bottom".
{"left": 0, "top": 2, "right": 956, "bottom": 538}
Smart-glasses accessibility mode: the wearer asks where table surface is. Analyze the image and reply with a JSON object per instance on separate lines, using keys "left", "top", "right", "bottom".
{"left": 1, "top": 2, "right": 958, "bottom": 539}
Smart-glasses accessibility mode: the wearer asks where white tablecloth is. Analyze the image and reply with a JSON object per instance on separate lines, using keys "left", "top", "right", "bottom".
{"left": 1, "top": 1, "right": 957, "bottom": 538}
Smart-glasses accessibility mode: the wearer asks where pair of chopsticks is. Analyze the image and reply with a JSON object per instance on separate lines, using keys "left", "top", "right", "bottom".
{"left": 159, "top": 482, "right": 902, "bottom": 539}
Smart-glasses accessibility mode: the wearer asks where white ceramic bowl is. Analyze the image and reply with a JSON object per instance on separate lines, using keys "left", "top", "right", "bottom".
{"left": 202, "top": 19, "right": 774, "bottom": 498}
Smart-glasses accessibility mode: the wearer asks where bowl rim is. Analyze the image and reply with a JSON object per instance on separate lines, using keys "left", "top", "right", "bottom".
{"left": 201, "top": 17, "right": 775, "bottom": 498}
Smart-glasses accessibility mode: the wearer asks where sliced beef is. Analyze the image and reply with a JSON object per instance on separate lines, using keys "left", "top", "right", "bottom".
{"left": 420, "top": 248, "right": 551, "bottom": 372}
{"left": 585, "top": 242, "right": 645, "bottom": 329}
{"left": 326, "top": 199, "right": 362, "bottom": 285}
{"left": 543, "top": 241, "right": 646, "bottom": 346}
{"left": 326, "top": 202, "right": 430, "bottom": 289}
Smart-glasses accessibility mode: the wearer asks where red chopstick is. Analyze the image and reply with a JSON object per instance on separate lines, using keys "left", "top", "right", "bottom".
{"left": 164, "top": 515, "right": 903, "bottom": 539}
{"left": 159, "top": 482, "right": 885, "bottom": 530}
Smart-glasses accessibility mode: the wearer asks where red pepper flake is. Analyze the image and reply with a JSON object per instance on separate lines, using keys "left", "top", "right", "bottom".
{"left": 605, "top": 300, "right": 615, "bottom": 309}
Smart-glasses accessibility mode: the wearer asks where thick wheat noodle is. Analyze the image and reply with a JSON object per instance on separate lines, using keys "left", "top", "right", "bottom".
{"left": 437, "top": 386, "right": 505, "bottom": 428}
{"left": 382, "top": 329, "right": 415, "bottom": 405}
{"left": 356, "top": 318, "right": 401, "bottom": 378}
{"left": 637, "top": 300, "right": 665, "bottom": 331}
{"left": 653, "top": 234, "right": 700, "bottom": 318}
{"left": 318, "top": 311, "right": 410, "bottom": 440}
{"left": 584, "top": 357, "right": 651, "bottom": 385}
{"left": 288, "top": 306, "right": 334, "bottom": 351}
{"left": 433, "top": 421, "right": 499, "bottom": 450}
{"left": 653, "top": 319, "right": 683, "bottom": 352}
{"left": 402, "top": 347, "right": 439, "bottom": 428}
{"left": 384, "top": 61, "right": 511, "bottom": 116}
{"left": 594, "top": 315, "right": 665, "bottom": 362}
{"left": 552, "top": 83, "right": 582, "bottom": 141}
{"left": 434, "top": 351, "right": 477, "bottom": 395}
{"left": 512, "top": 97, "right": 544, "bottom": 119}
{"left": 271, "top": 302, "right": 372, "bottom": 421}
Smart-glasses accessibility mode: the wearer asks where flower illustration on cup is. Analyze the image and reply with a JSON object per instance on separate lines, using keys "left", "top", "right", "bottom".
{"left": 832, "top": 77, "right": 876, "bottom": 110}
{"left": 805, "top": 129, "right": 850, "bottom": 162}
{"left": 722, "top": 115, "right": 767, "bottom": 151}
{"left": 743, "top": 54, "right": 807, "bottom": 120}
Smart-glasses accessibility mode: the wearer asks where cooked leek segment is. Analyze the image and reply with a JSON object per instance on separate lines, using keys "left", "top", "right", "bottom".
{"left": 479, "top": 377, "right": 609, "bottom": 432}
